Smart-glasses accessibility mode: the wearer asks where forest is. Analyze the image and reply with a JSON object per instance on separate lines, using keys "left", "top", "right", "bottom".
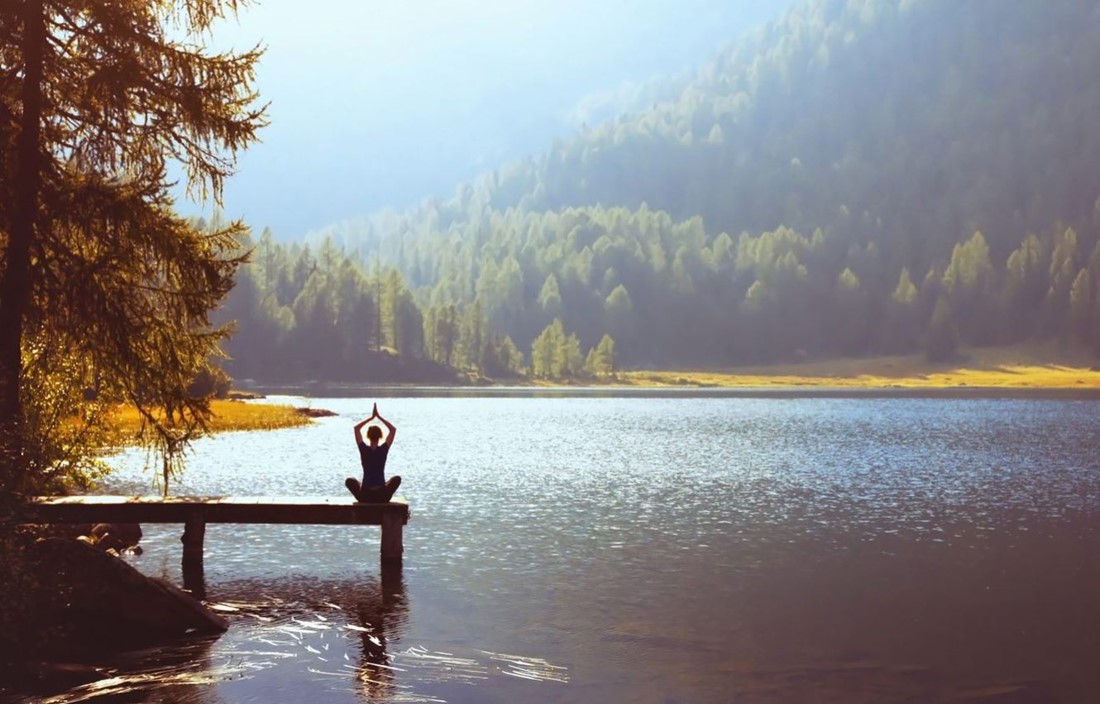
{"left": 219, "top": 0, "right": 1100, "bottom": 382}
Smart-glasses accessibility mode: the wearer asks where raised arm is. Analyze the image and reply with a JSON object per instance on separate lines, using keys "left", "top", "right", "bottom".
{"left": 353, "top": 416, "right": 371, "bottom": 445}
{"left": 354, "top": 403, "right": 378, "bottom": 445}
{"left": 375, "top": 408, "right": 397, "bottom": 446}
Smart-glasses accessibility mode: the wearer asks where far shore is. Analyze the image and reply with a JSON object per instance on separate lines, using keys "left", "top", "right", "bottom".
{"left": 615, "top": 345, "right": 1100, "bottom": 390}
{"left": 236, "top": 344, "right": 1100, "bottom": 395}
{"left": 110, "top": 345, "right": 1100, "bottom": 442}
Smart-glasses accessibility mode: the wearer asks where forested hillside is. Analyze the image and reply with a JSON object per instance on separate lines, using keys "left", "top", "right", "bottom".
{"left": 221, "top": 0, "right": 1100, "bottom": 382}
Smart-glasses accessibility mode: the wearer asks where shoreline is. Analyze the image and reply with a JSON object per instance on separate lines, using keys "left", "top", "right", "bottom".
{"left": 107, "top": 399, "right": 314, "bottom": 438}
{"left": 236, "top": 346, "right": 1100, "bottom": 398}
{"left": 246, "top": 385, "right": 1100, "bottom": 400}
{"left": 615, "top": 365, "right": 1100, "bottom": 391}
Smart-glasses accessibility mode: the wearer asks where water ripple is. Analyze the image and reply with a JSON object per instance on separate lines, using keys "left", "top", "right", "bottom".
{"left": 61, "top": 395, "right": 1100, "bottom": 703}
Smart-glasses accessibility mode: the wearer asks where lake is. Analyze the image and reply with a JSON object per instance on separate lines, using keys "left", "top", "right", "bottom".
{"left": 25, "top": 392, "right": 1100, "bottom": 703}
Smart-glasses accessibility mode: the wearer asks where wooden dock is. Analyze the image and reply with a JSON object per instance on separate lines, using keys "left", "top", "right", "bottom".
{"left": 22, "top": 496, "right": 411, "bottom": 583}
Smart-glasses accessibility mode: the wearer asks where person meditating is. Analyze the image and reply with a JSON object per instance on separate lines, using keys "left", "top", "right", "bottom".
{"left": 346, "top": 403, "right": 402, "bottom": 503}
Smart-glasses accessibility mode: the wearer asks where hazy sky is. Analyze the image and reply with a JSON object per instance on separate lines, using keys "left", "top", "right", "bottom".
{"left": 190, "top": 0, "right": 794, "bottom": 238}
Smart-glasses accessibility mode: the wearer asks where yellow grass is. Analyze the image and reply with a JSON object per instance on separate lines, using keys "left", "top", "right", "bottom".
{"left": 618, "top": 343, "right": 1100, "bottom": 389}
{"left": 109, "top": 399, "right": 312, "bottom": 438}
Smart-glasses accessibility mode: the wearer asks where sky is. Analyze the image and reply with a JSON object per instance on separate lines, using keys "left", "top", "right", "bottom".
{"left": 186, "top": 0, "right": 795, "bottom": 239}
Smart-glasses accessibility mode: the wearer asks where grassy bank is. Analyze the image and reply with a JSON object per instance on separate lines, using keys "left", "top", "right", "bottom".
{"left": 618, "top": 344, "right": 1100, "bottom": 389}
{"left": 109, "top": 399, "right": 313, "bottom": 437}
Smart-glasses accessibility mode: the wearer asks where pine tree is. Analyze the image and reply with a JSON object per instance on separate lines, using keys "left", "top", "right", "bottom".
{"left": 926, "top": 296, "right": 959, "bottom": 363}
{"left": 0, "top": 0, "right": 265, "bottom": 496}
{"left": 530, "top": 323, "right": 556, "bottom": 379}
{"left": 585, "top": 334, "right": 617, "bottom": 377}
{"left": 1069, "top": 268, "right": 1092, "bottom": 344}
{"left": 538, "top": 273, "right": 563, "bottom": 316}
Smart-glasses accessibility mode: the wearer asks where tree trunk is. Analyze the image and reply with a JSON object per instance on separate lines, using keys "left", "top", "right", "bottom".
{"left": 0, "top": 0, "right": 45, "bottom": 495}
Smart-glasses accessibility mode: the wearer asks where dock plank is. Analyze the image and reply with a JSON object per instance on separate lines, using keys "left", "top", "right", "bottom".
{"left": 24, "top": 495, "right": 409, "bottom": 526}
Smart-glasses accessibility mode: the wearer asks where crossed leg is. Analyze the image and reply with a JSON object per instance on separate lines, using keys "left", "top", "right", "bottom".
{"left": 345, "top": 475, "right": 402, "bottom": 503}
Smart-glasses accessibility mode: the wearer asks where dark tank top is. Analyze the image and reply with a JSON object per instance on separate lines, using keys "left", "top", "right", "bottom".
{"left": 357, "top": 441, "right": 390, "bottom": 487}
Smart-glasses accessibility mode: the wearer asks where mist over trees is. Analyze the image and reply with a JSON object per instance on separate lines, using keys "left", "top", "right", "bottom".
{"left": 223, "top": 0, "right": 1100, "bottom": 382}
{"left": 197, "top": 0, "right": 790, "bottom": 236}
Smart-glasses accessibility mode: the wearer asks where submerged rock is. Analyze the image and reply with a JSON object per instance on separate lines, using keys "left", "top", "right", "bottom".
{"left": 24, "top": 538, "right": 227, "bottom": 653}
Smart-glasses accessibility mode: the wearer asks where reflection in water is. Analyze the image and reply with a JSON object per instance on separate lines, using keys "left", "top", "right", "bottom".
{"left": 16, "top": 573, "right": 411, "bottom": 704}
{"left": 349, "top": 564, "right": 406, "bottom": 702}
{"left": 27, "top": 637, "right": 227, "bottom": 704}
{"left": 20, "top": 553, "right": 573, "bottom": 703}
{"left": 201, "top": 572, "right": 413, "bottom": 702}
{"left": 80, "top": 396, "right": 1100, "bottom": 702}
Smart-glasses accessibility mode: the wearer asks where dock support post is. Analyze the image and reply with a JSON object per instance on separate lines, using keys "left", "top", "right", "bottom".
{"left": 380, "top": 510, "right": 403, "bottom": 564}
{"left": 181, "top": 511, "right": 207, "bottom": 599}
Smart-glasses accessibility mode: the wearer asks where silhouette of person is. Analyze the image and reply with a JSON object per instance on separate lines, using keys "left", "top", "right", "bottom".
{"left": 346, "top": 403, "right": 402, "bottom": 503}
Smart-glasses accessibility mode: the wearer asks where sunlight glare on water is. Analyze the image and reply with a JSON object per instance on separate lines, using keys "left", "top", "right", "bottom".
{"left": 47, "top": 394, "right": 1100, "bottom": 703}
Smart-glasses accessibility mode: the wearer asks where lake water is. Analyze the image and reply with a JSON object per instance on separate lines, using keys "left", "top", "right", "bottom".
{"left": 19, "top": 392, "right": 1100, "bottom": 703}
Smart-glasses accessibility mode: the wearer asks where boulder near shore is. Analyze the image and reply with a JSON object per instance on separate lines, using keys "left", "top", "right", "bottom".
{"left": 21, "top": 537, "right": 228, "bottom": 654}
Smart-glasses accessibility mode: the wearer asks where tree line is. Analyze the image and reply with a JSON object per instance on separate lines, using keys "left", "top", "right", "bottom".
{"left": 222, "top": 204, "right": 1100, "bottom": 384}
{"left": 219, "top": 226, "right": 622, "bottom": 382}
{"left": 257, "top": 0, "right": 1100, "bottom": 377}
{"left": 473, "top": 0, "right": 1100, "bottom": 278}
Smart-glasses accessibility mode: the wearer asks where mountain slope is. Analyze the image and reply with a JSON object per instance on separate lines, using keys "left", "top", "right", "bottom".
{"left": 223, "top": 0, "right": 1100, "bottom": 381}
{"left": 482, "top": 0, "right": 1100, "bottom": 270}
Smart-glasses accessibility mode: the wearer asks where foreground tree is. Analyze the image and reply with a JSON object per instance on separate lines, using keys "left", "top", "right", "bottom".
{"left": 0, "top": 0, "right": 265, "bottom": 498}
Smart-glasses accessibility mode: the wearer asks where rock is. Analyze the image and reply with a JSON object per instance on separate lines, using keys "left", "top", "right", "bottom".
{"left": 24, "top": 522, "right": 143, "bottom": 553}
{"left": 227, "top": 389, "right": 264, "bottom": 400}
{"left": 89, "top": 522, "right": 142, "bottom": 552}
{"left": 296, "top": 406, "right": 337, "bottom": 418}
{"left": 25, "top": 538, "right": 227, "bottom": 654}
